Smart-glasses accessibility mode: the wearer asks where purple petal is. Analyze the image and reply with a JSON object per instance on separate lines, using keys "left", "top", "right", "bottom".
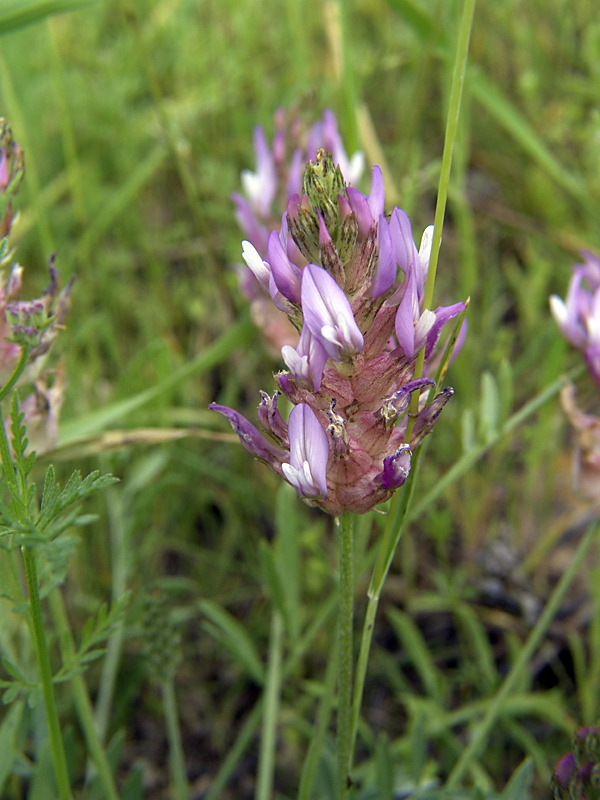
{"left": 281, "top": 322, "right": 329, "bottom": 391}
{"left": 370, "top": 215, "right": 396, "bottom": 298}
{"left": 394, "top": 267, "right": 419, "bottom": 359}
{"left": 286, "top": 148, "right": 304, "bottom": 199}
{"left": 302, "top": 264, "right": 364, "bottom": 360}
{"left": 389, "top": 208, "right": 420, "bottom": 281}
{"left": 367, "top": 165, "right": 385, "bottom": 220}
{"left": 381, "top": 444, "right": 411, "bottom": 490}
{"left": 346, "top": 187, "right": 373, "bottom": 238}
{"left": 209, "top": 403, "right": 285, "bottom": 464}
{"left": 424, "top": 301, "right": 466, "bottom": 359}
{"left": 242, "top": 241, "right": 271, "bottom": 293}
{"left": 240, "top": 125, "right": 277, "bottom": 217}
{"left": 267, "top": 229, "right": 302, "bottom": 304}
{"left": 282, "top": 404, "right": 329, "bottom": 498}
{"left": 232, "top": 193, "right": 268, "bottom": 254}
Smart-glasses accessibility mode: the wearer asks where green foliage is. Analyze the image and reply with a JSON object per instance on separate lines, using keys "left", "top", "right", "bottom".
{"left": 0, "top": 0, "right": 102, "bottom": 36}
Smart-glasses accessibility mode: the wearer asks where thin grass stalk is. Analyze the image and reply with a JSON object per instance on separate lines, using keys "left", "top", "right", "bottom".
{"left": 21, "top": 548, "right": 73, "bottom": 800}
{"left": 350, "top": 450, "right": 422, "bottom": 760}
{"left": 406, "top": 0, "right": 476, "bottom": 434}
{"left": 162, "top": 677, "right": 191, "bottom": 800}
{"left": 350, "top": 0, "right": 476, "bottom": 763}
{"left": 337, "top": 512, "right": 354, "bottom": 799}
{"left": 48, "top": 589, "right": 120, "bottom": 800}
{"left": 445, "top": 519, "right": 599, "bottom": 788}
{"left": 298, "top": 634, "right": 338, "bottom": 800}
{"left": 92, "top": 483, "right": 129, "bottom": 746}
{"left": 255, "top": 610, "right": 284, "bottom": 800}
{"left": 205, "top": 595, "right": 338, "bottom": 800}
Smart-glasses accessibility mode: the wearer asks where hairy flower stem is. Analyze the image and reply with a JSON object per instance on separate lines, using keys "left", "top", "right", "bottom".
{"left": 337, "top": 512, "right": 355, "bottom": 799}
{"left": 162, "top": 677, "right": 190, "bottom": 800}
{"left": 48, "top": 590, "right": 120, "bottom": 800}
{"left": 255, "top": 610, "right": 284, "bottom": 800}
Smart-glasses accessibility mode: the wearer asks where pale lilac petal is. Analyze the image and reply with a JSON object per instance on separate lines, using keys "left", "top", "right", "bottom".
{"left": 367, "top": 166, "right": 385, "bottom": 220}
{"left": 267, "top": 229, "right": 302, "bottom": 304}
{"left": 240, "top": 126, "right": 277, "bottom": 217}
{"left": 585, "top": 345, "right": 600, "bottom": 387}
{"left": 302, "top": 264, "right": 364, "bottom": 360}
{"left": 282, "top": 403, "right": 329, "bottom": 498}
{"left": 394, "top": 267, "right": 419, "bottom": 359}
{"left": 418, "top": 225, "right": 434, "bottom": 290}
{"left": 232, "top": 194, "right": 268, "bottom": 254}
{"left": 370, "top": 215, "right": 396, "bottom": 299}
{"left": 346, "top": 187, "right": 373, "bottom": 238}
{"left": 389, "top": 208, "right": 420, "bottom": 280}
{"left": 320, "top": 109, "right": 364, "bottom": 185}
{"left": 242, "top": 241, "right": 271, "bottom": 293}
{"left": 287, "top": 148, "right": 304, "bottom": 199}
{"left": 281, "top": 323, "right": 329, "bottom": 391}
{"left": 0, "top": 150, "right": 7, "bottom": 189}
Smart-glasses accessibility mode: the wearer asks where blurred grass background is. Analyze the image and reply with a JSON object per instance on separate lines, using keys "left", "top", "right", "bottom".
{"left": 1, "top": 0, "right": 600, "bottom": 797}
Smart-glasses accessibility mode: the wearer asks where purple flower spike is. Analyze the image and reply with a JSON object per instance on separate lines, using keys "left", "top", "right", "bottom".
{"left": 302, "top": 264, "right": 364, "bottom": 360}
{"left": 224, "top": 123, "right": 465, "bottom": 515}
{"left": 281, "top": 322, "right": 329, "bottom": 391}
{"left": 282, "top": 404, "right": 329, "bottom": 498}
{"left": 208, "top": 403, "right": 285, "bottom": 465}
{"left": 381, "top": 445, "right": 412, "bottom": 490}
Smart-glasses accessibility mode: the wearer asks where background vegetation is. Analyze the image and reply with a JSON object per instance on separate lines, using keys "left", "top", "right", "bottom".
{"left": 1, "top": 0, "right": 600, "bottom": 797}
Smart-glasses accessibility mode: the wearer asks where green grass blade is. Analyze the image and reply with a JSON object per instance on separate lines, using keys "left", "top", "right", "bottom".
{"left": 0, "top": 0, "right": 101, "bottom": 35}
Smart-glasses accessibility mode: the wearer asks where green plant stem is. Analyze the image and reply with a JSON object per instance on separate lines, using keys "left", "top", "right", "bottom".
{"left": 350, "top": 456, "right": 421, "bottom": 760}
{"left": 445, "top": 519, "right": 599, "bottom": 788}
{"left": 162, "top": 677, "right": 190, "bottom": 800}
{"left": 22, "top": 547, "right": 73, "bottom": 800}
{"left": 0, "top": 345, "right": 30, "bottom": 404}
{"left": 48, "top": 589, "right": 120, "bottom": 800}
{"left": 406, "top": 0, "right": 476, "bottom": 435}
{"left": 337, "top": 512, "right": 354, "bottom": 799}
{"left": 0, "top": 346, "right": 71, "bottom": 798}
{"left": 255, "top": 610, "right": 284, "bottom": 800}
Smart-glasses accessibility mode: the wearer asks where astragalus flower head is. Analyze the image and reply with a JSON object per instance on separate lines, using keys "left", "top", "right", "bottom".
{"left": 234, "top": 109, "right": 365, "bottom": 353}
{"left": 551, "top": 250, "right": 600, "bottom": 502}
{"left": 212, "top": 150, "right": 465, "bottom": 515}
